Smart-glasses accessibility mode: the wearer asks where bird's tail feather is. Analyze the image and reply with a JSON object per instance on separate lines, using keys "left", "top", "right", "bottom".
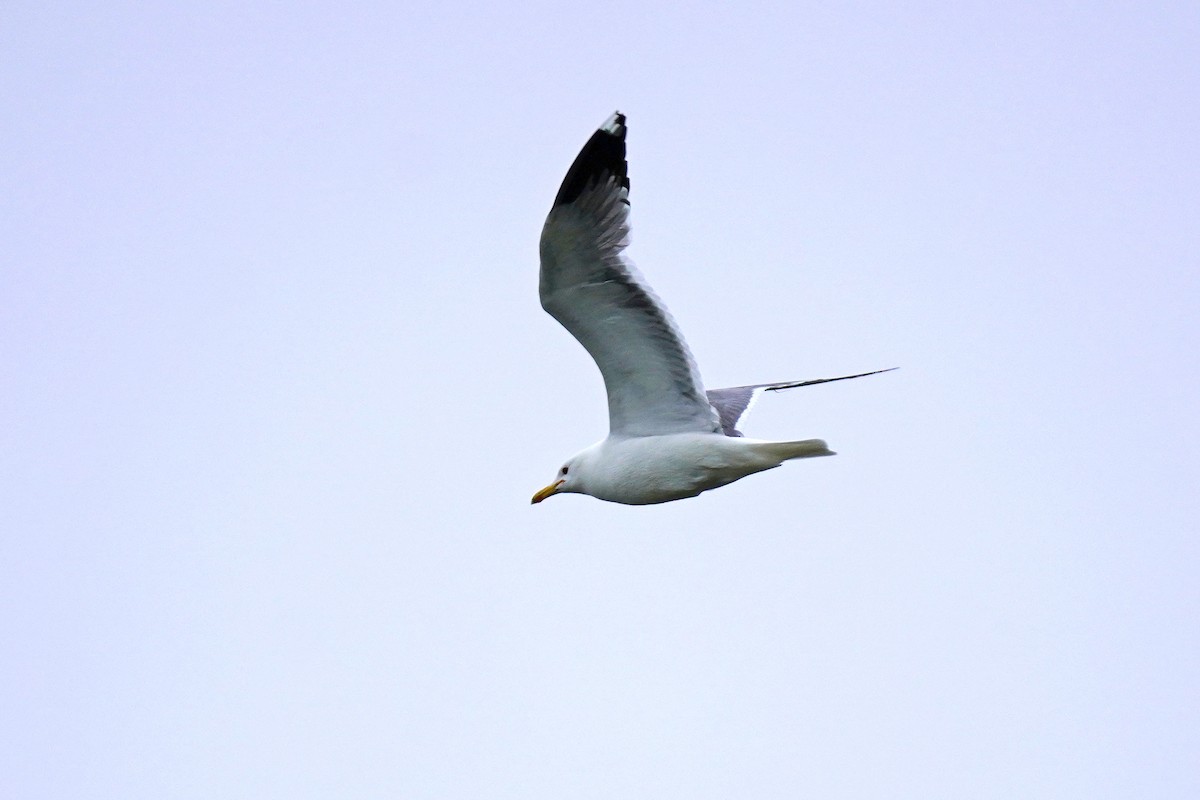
{"left": 761, "top": 439, "right": 836, "bottom": 462}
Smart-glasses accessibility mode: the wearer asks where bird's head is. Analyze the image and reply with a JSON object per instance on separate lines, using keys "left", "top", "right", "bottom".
{"left": 530, "top": 458, "right": 578, "bottom": 504}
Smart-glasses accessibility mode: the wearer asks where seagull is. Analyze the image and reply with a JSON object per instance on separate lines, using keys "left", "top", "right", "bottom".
{"left": 531, "top": 112, "right": 891, "bottom": 506}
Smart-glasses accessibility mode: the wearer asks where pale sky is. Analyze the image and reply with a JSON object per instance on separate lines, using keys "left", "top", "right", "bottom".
{"left": 3, "top": 2, "right": 1198, "bottom": 798}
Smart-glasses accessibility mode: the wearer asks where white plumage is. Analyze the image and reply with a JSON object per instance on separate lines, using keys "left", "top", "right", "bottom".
{"left": 531, "top": 112, "right": 890, "bottom": 505}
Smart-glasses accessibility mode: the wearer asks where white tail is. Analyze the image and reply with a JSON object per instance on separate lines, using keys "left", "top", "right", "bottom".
{"left": 763, "top": 439, "right": 836, "bottom": 462}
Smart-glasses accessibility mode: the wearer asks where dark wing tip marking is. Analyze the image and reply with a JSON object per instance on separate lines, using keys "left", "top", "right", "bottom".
{"left": 762, "top": 367, "right": 898, "bottom": 392}
{"left": 552, "top": 111, "right": 629, "bottom": 208}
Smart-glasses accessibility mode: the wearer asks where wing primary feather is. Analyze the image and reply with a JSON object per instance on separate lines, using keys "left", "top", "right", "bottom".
{"left": 761, "top": 367, "right": 898, "bottom": 392}
{"left": 552, "top": 112, "right": 628, "bottom": 208}
{"left": 707, "top": 368, "right": 897, "bottom": 436}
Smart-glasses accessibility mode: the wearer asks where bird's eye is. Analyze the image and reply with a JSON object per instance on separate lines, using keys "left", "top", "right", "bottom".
{"left": 560, "top": 466, "right": 569, "bottom": 476}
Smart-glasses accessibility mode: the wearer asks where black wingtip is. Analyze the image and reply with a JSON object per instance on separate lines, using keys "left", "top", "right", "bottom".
{"left": 552, "top": 111, "right": 630, "bottom": 208}
{"left": 763, "top": 367, "right": 899, "bottom": 392}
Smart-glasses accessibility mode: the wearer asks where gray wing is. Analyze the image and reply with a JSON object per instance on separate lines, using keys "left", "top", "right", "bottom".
{"left": 707, "top": 369, "right": 897, "bottom": 436}
{"left": 539, "top": 112, "right": 720, "bottom": 438}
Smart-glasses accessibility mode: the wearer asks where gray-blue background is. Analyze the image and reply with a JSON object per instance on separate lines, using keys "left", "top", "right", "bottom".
{"left": 4, "top": 2, "right": 1197, "bottom": 797}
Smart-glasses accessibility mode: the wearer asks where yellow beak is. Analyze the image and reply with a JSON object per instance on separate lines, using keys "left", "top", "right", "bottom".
{"left": 531, "top": 480, "right": 564, "bottom": 504}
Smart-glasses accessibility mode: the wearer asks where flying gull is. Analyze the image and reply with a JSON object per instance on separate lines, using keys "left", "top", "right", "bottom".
{"left": 532, "top": 112, "right": 891, "bottom": 505}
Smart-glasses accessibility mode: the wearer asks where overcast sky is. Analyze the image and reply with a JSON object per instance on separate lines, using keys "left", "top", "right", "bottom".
{"left": 3, "top": 2, "right": 1198, "bottom": 798}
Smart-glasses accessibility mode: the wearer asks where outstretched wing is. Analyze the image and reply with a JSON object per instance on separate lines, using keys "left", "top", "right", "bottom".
{"left": 707, "top": 369, "right": 897, "bottom": 436}
{"left": 539, "top": 112, "right": 720, "bottom": 438}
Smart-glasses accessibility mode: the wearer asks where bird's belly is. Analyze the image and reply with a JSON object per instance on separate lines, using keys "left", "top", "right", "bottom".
{"left": 591, "top": 435, "right": 779, "bottom": 505}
